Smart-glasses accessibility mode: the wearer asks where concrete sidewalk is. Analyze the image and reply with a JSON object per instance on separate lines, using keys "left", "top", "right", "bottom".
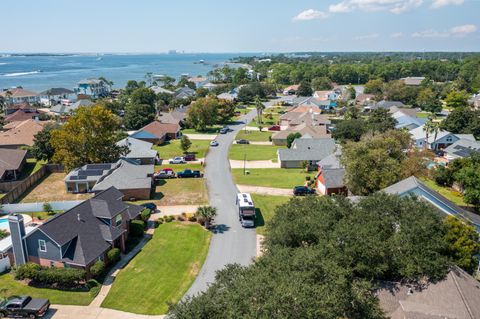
{"left": 47, "top": 305, "right": 165, "bottom": 319}
{"left": 184, "top": 133, "right": 217, "bottom": 140}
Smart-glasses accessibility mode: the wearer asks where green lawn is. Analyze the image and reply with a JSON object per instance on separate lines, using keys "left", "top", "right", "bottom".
{"left": 252, "top": 194, "right": 290, "bottom": 235}
{"left": 155, "top": 163, "right": 204, "bottom": 172}
{"left": 182, "top": 126, "right": 221, "bottom": 135}
{"left": 247, "top": 114, "right": 281, "bottom": 128}
{"left": 229, "top": 144, "right": 283, "bottom": 161}
{"left": 154, "top": 140, "right": 211, "bottom": 160}
{"left": 152, "top": 178, "right": 208, "bottom": 206}
{"left": 17, "top": 159, "right": 46, "bottom": 179}
{"left": 236, "top": 130, "right": 272, "bottom": 142}
{"left": 420, "top": 177, "right": 470, "bottom": 207}
{"left": 232, "top": 168, "right": 313, "bottom": 189}
{"left": 416, "top": 112, "right": 432, "bottom": 118}
{"left": 101, "top": 222, "right": 211, "bottom": 315}
{"left": 0, "top": 272, "right": 95, "bottom": 305}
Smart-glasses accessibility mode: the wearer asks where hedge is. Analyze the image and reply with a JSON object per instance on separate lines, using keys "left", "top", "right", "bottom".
{"left": 90, "top": 260, "right": 105, "bottom": 278}
{"left": 140, "top": 208, "right": 152, "bottom": 222}
{"left": 15, "top": 263, "right": 85, "bottom": 287}
{"left": 107, "top": 248, "right": 121, "bottom": 264}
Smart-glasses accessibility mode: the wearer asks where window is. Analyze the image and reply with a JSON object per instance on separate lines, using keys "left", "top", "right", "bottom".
{"left": 115, "top": 214, "right": 122, "bottom": 227}
{"left": 38, "top": 239, "right": 47, "bottom": 252}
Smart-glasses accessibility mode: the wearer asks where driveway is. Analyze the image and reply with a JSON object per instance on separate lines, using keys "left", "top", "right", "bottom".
{"left": 237, "top": 184, "right": 293, "bottom": 196}
{"left": 45, "top": 305, "right": 165, "bottom": 319}
{"left": 229, "top": 160, "right": 280, "bottom": 169}
{"left": 185, "top": 110, "right": 259, "bottom": 296}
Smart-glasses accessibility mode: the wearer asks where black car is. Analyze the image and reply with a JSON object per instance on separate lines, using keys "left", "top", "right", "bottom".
{"left": 141, "top": 203, "right": 157, "bottom": 211}
{"left": 293, "top": 186, "right": 316, "bottom": 196}
{"left": 0, "top": 296, "right": 50, "bottom": 319}
{"left": 177, "top": 169, "right": 203, "bottom": 178}
{"left": 236, "top": 139, "right": 250, "bottom": 144}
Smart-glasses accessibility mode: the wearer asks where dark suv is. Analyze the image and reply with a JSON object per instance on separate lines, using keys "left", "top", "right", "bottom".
{"left": 293, "top": 186, "right": 316, "bottom": 196}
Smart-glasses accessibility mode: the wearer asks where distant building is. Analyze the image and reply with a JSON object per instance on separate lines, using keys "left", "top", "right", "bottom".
{"left": 0, "top": 149, "right": 28, "bottom": 181}
{"left": 50, "top": 99, "right": 93, "bottom": 115}
{"left": 174, "top": 87, "right": 195, "bottom": 99}
{"left": 130, "top": 120, "right": 181, "bottom": 145}
{"left": 75, "top": 79, "right": 110, "bottom": 98}
{"left": 39, "top": 88, "right": 76, "bottom": 106}
{"left": 0, "top": 119, "right": 50, "bottom": 149}
{"left": 282, "top": 85, "right": 300, "bottom": 95}
{"left": 401, "top": 76, "right": 425, "bottom": 86}
{"left": 409, "top": 125, "right": 475, "bottom": 150}
{"left": 0, "top": 87, "right": 39, "bottom": 106}
{"left": 116, "top": 137, "right": 158, "bottom": 165}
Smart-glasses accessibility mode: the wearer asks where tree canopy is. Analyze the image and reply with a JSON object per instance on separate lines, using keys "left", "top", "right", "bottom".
{"left": 31, "top": 123, "right": 59, "bottom": 162}
{"left": 51, "top": 105, "right": 125, "bottom": 171}
{"left": 170, "top": 193, "right": 457, "bottom": 319}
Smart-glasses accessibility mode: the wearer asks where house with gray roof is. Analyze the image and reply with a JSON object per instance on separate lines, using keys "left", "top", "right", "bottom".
{"left": 277, "top": 137, "right": 336, "bottom": 169}
{"left": 116, "top": 137, "right": 158, "bottom": 165}
{"left": 409, "top": 125, "right": 475, "bottom": 150}
{"left": 382, "top": 176, "right": 480, "bottom": 230}
{"left": 174, "top": 87, "right": 195, "bottom": 99}
{"left": 0, "top": 149, "right": 27, "bottom": 181}
{"left": 50, "top": 99, "right": 93, "bottom": 115}
{"left": 6, "top": 187, "right": 143, "bottom": 272}
{"left": 65, "top": 159, "right": 153, "bottom": 200}
{"left": 377, "top": 265, "right": 480, "bottom": 319}
{"left": 444, "top": 138, "right": 480, "bottom": 162}
{"left": 39, "top": 88, "right": 75, "bottom": 106}
{"left": 315, "top": 147, "right": 347, "bottom": 196}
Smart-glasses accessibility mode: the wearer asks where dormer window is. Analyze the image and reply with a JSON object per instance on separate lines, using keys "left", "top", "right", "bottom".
{"left": 115, "top": 214, "right": 122, "bottom": 227}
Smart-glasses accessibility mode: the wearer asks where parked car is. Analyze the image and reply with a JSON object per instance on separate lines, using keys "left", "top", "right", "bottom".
{"left": 219, "top": 128, "right": 228, "bottom": 134}
{"left": 169, "top": 156, "right": 186, "bottom": 164}
{"left": 0, "top": 296, "right": 50, "bottom": 319}
{"left": 268, "top": 125, "right": 281, "bottom": 131}
{"left": 184, "top": 153, "right": 196, "bottom": 161}
{"left": 155, "top": 168, "right": 176, "bottom": 179}
{"left": 293, "top": 186, "right": 316, "bottom": 196}
{"left": 177, "top": 169, "right": 203, "bottom": 178}
{"left": 141, "top": 202, "right": 157, "bottom": 211}
{"left": 236, "top": 139, "right": 250, "bottom": 144}
{"left": 210, "top": 140, "right": 219, "bottom": 146}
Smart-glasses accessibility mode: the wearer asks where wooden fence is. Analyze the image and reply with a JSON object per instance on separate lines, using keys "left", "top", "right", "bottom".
{"left": 0, "top": 164, "right": 64, "bottom": 205}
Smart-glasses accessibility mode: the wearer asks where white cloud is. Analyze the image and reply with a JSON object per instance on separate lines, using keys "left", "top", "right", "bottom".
{"left": 450, "top": 24, "right": 477, "bottom": 37}
{"left": 355, "top": 33, "right": 380, "bottom": 40}
{"left": 390, "top": 32, "right": 404, "bottom": 38}
{"left": 293, "top": 9, "right": 328, "bottom": 21}
{"left": 412, "top": 24, "right": 477, "bottom": 38}
{"left": 431, "top": 0, "right": 464, "bottom": 9}
{"left": 329, "top": 0, "right": 423, "bottom": 14}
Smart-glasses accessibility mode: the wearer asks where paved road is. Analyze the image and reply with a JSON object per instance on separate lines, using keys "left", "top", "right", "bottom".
{"left": 185, "top": 109, "right": 259, "bottom": 296}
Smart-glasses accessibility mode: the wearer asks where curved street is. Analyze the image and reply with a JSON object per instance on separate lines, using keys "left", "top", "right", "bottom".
{"left": 185, "top": 109, "right": 259, "bottom": 296}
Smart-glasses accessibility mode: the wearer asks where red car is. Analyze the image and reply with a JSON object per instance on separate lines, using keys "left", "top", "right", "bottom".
{"left": 268, "top": 125, "right": 281, "bottom": 131}
{"left": 184, "top": 153, "right": 196, "bottom": 161}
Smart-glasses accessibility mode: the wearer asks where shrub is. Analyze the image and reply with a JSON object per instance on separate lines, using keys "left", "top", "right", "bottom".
{"left": 130, "top": 220, "right": 145, "bottom": 237}
{"left": 15, "top": 263, "right": 85, "bottom": 287}
{"left": 0, "top": 229, "right": 9, "bottom": 240}
{"left": 165, "top": 215, "right": 175, "bottom": 223}
{"left": 188, "top": 215, "right": 197, "bottom": 222}
{"left": 86, "top": 279, "right": 100, "bottom": 289}
{"left": 43, "top": 202, "right": 53, "bottom": 213}
{"left": 90, "top": 260, "right": 105, "bottom": 278}
{"left": 15, "top": 263, "right": 42, "bottom": 280}
{"left": 107, "top": 248, "right": 121, "bottom": 265}
{"left": 176, "top": 215, "right": 185, "bottom": 221}
{"left": 89, "top": 285, "right": 101, "bottom": 298}
{"left": 140, "top": 208, "right": 152, "bottom": 222}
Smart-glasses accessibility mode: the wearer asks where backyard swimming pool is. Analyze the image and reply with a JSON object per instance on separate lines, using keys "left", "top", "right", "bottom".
{"left": 0, "top": 218, "right": 9, "bottom": 231}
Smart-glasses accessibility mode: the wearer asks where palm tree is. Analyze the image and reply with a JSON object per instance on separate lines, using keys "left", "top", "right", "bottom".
{"left": 195, "top": 205, "right": 217, "bottom": 229}
{"left": 431, "top": 121, "right": 441, "bottom": 151}
{"left": 254, "top": 95, "right": 265, "bottom": 125}
{"left": 423, "top": 118, "right": 435, "bottom": 151}
{"left": 98, "top": 77, "right": 113, "bottom": 92}
{"left": 0, "top": 96, "right": 5, "bottom": 114}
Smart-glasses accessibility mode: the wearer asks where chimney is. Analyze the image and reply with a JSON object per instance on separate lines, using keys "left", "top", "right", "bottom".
{"left": 77, "top": 214, "right": 81, "bottom": 222}
{"left": 8, "top": 214, "right": 28, "bottom": 266}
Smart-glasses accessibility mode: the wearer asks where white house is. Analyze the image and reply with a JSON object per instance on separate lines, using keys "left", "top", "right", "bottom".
{"left": 409, "top": 125, "right": 475, "bottom": 150}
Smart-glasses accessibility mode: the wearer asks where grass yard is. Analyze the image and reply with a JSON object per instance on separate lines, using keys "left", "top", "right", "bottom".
{"left": 150, "top": 178, "right": 208, "bottom": 206}
{"left": 229, "top": 144, "right": 283, "bottom": 161}
{"left": 182, "top": 126, "right": 221, "bottom": 135}
{"left": 154, "top": 140, "right": 211, "bottom": 160}
{"left": 232, "top": 168, "right": 313, "bottom": 189}
{"left": 247, "top": 114, "right": 281, "bottom": 128}
{"left": 416, "top": 112, "right": 432, "bottom": 118}
{"left": 420, "top": 177, "right": 470, "bottom": 207}
{"left": 0, "top": 272, "right": 95, "bottom": 305}
{"left": 101, "top": 222, "right": 211, "bottom": 315}
{"left": 252, "top": 194, "right": 290, "bottom": 235}
{"left": 19, "top": 173, "right": 92, "bottom": 203}
{"left": 236, "top": 130, "right": 272, "bottom": 142}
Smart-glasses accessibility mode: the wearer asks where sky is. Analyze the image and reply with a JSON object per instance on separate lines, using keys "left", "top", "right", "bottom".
{"left": 1, "top": 0, "right": 479, "bottom": 53}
